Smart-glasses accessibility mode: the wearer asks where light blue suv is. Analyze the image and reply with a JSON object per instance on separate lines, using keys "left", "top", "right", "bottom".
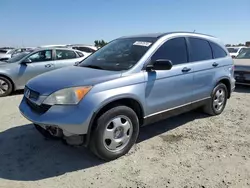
{"left": 19, "top": 32, "right": 235, "bottom": 160}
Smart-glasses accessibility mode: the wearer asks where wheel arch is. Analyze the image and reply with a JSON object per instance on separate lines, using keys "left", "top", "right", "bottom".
{"left": 85, "top": 97, "right": 145, "bottom": 146}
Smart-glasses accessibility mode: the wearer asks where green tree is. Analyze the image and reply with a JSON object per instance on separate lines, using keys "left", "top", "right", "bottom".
{"left": 94, "top": 39, "right": 108, "bottom": 48}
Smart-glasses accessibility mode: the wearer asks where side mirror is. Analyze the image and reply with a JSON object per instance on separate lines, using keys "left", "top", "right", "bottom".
{"left": 146, "top": 59, "right": 173, "bottom": 71}
{"left": 21, "top": 58, "right": 32, "bottom": 64}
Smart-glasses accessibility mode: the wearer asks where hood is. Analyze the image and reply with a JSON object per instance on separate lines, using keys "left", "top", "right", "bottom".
{"left": 0, "top": 61, "right": 9, "bottom": 66}
{"left": 0, "top": 61, "right": 7, "bottom": 65}
{"left": 234, "top": 59, "right": 250, "bottom": 71}
{"left": 27, "top": 66, "right": 122, "bottom": 95}
{"left": 234, "top": 59, "right": 250, "bottom": 66}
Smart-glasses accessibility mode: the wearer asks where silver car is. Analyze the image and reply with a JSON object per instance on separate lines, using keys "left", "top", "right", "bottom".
{"left": 0, "top": 48, "right": 87, "bottom": 97}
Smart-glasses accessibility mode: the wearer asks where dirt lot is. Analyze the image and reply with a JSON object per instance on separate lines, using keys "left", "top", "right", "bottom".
{"left": 0, "top": 87, "right": 250, "bottom": 188}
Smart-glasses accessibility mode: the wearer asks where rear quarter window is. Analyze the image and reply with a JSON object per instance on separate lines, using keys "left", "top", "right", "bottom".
{"left": 188, "top": 37, "right": 213, "bottom": 62}
{"left": 209, "top": 42, "right": 227, "bottom": 59}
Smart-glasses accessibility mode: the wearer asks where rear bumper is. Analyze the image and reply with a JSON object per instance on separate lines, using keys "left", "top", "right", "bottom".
{"left": 234, "top": 71, "right": 250, "bottom": 85}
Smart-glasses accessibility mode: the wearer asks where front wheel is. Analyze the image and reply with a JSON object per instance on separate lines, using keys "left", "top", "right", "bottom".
{"left": 203, "top": 83, "right": 228, "bottom": 116}
{"left": 89, "top": 106, "right": 139, "bottom": 161}
{"left": 0, "top": 76, "right": 13, "bottom": 97}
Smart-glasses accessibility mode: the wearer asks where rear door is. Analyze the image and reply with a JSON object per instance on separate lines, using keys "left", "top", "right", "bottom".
{"left": 54, "top": 49, "right": 83, "bottom": 68}
{"left": 187, "top": 37, "right": 218, "bottom": 101}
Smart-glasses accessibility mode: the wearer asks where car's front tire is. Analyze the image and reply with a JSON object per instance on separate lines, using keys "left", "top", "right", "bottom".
{"left": 203, "top": 83, "right": 228, "bottom": 116}
{"left": 0, "top": 76, "right": 13, "bottom": 97}
{"left": 90, "top": 106, "right": 139, "bottom": 161}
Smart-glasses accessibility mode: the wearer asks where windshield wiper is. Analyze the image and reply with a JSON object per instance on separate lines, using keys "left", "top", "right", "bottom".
{"left": 81, "top": 65, "right": 103, "bottom": 70}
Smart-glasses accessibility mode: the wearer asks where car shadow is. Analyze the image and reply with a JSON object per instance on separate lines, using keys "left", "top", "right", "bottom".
{"left": 11, "top": 90, "right": 24, "bottom": 96}
{"left": 137, "top": 110, "right": 208, "bottom": 143}
{"left": 234, "top": 85, "right": 250, "bottom": 93}
{"left": 0, "top": 111, "right": 208, "bottom": 181}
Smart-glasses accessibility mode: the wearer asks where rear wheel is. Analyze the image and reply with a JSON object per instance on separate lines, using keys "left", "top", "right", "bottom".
{"left": 89, "top": 106, "right": 139, "bottom": 161}
{"left": 203, "top": 83, "right": 228, "bottom": 115}
{"left": 0, "top": 76, "right": 13, "bottom": 97}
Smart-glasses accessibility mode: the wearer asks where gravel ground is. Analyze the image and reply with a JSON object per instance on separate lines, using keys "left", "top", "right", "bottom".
{"left": 0, "top": 87, "right": 250, "bottom": 188}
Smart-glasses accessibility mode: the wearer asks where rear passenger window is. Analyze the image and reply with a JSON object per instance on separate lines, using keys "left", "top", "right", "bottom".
{"left": 210, "top": 42, "right": 227, "bottom": 58}
{"left": 188, "top": 38, "right": 212, "bottom": 62}
{"left": 56, "top": 50, "right": 77, "bottom": 60}
{"left": 152, "top": 37, "right": 188, "bottom": 65}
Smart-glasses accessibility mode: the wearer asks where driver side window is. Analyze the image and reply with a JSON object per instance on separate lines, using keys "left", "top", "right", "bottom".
{"left": 151, "top": 37, "right": 188, "bottom": 65}
{"left": 27, "top": 50, "right": 52, "bottom": 63}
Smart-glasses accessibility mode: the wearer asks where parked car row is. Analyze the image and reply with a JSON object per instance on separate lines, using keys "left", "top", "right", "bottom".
{"left": 0, "top": 47, "right": 34, "bottom": 61}
{"left": 226, "top": 46, "right": 249, "bottom": 58}
{"left": 0, "top": 44, "right": 97, "bottom": 61}
{"left": 0, "top": 48, "right": 88, "bottom": 97}
{"left": 17, "top": 32, "right": 235, "bottom": 160}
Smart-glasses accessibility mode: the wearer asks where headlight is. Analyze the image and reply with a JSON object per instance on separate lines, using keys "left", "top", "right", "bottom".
{"left": 43, "top": 86, "right": 92, "bottom": 105}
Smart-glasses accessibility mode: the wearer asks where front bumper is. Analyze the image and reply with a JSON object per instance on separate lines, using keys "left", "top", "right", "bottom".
{"left": 19, "top": 97, "right": 93, "bottom": 135}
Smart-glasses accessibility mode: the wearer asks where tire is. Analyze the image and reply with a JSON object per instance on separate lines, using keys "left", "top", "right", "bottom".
{"left": 203, "top": 83, "right": 228, "bottom": 116}
{"left": 89, "top": 106, "right": 139, "bottom": 161}
{"left": 0, "top": 76, "right": 13, "bottom": 97}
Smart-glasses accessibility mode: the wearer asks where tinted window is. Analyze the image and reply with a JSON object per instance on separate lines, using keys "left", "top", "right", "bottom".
{"left": 189, "top": 38, "right": 212, "bottom": 62}
{"left": 151, "top": 37, "right": 188, "bottom": 65}
{"left": 210, "top": 42, "right": 227, "bottom": 58}
{"left": 56, "top": 50, "right": 77, "bottom": 60}
{"left": 76, "top": 51, "right": 84, "bottom": 57}
{"left": 28, "top": 50, "right": 52, "bottom": 62}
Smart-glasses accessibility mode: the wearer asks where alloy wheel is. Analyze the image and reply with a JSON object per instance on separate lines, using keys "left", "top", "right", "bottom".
{"left": 0, "top": 79, "right": 9, "bottom": 95}
{"left": 213, "top": 88, "right": 226, "bottom": 112}
{"left": 103, "top": 115, "right": 133, "bottom": 152}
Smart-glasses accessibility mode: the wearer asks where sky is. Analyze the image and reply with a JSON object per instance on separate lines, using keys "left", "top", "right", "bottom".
{"left": 0, "top": 0, "right": 249, "bottom": 47}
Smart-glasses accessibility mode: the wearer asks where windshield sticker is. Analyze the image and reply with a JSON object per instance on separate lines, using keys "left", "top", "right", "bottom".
{"left": 133, "top": 41, "right": 152, "bottom": 47}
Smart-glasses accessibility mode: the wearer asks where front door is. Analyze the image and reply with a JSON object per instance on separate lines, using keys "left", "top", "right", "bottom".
{"left": 17, "top": 50, "right": 55, "bottom": 87}
{"left": 144, "top": 37, "right": 195, "bottom": 118}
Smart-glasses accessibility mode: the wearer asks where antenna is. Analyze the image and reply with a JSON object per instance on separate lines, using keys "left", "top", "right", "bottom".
{"left": 193, "top": 30, "right": 196, "bottom": 33}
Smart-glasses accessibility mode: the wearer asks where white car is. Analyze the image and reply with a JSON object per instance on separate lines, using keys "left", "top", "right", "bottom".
{"left": 0, "top": 47, "right": 34, "bottom": 61}
{"left": 67, "top": 44, "right": 97, "bottom": 55}
{"left": 227, "top": 46, "right": 248, "bottom": 58}
{"left": 0, "top": 48, "right": 13, "bottom": 59}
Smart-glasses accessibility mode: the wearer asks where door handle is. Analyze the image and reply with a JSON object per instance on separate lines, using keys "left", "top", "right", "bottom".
{"left": 212, "top": 62, "right": 219, "bottom": 67}
{"left": 182, "top": 67, "right": 191, "bottom": 72}
{"left": 45, "top": 64, "right": 52, "bottom": 68}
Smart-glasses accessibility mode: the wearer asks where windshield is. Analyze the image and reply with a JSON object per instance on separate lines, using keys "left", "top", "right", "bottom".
{"left": 6, "top": 49, "right": 15, "bottom": 54}
{"left": 227, "top": 47, "right": 239, "bottom": 53}
{"left": 235, "top": 48, "right": 250, "bottom": 59}
{"left": 78, "top": 37, "right": 156, "bottom": 71}
{"left": 6, "top": 52, "right": 29, "bottom": 63}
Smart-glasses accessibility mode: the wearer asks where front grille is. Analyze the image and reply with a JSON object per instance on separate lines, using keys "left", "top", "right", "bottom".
{"left": 26, "top": 98, "right": 51, "bottom": 114}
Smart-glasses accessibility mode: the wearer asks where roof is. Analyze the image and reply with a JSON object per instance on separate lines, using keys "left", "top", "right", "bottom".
{"left": 120, "top": 31, "right": 216, "bottom": 39}
{"left": 33, "top": 47, "right": 79, "bottom": 52}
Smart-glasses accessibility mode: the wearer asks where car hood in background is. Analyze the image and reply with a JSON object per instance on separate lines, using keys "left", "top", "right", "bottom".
{"left": 234, "top": 59, "right": 250, "bottom": 71}
{"left": 27, "top": 66, "right": 122, "bottom": 95}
